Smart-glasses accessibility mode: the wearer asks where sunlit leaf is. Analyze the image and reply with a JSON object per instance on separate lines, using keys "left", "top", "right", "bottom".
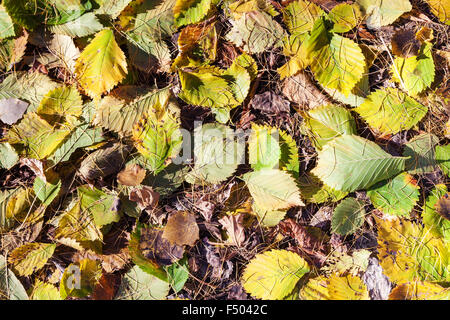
{"left": 8, "top": 242, "right": 56, "bottom": 276}
{"left": 331, "top": 197, "right": 366, "bottom": 235}
{"left": 242, "top": 249, "right": 310, "bottom": 299}
{"left": 311, "top": 135, "right": 407, "bottom": 192}
{"left": 354, "top": 88, "right": 428, "bottom": 135}
{"left": 367, "top": 173, "right": 420, "bottom": 217}
{"left": 75, "top": 29, "right": 128, "bottom": 98}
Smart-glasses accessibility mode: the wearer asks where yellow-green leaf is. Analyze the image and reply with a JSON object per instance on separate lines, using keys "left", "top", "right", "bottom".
{"left": 242, "top": 249, "right": 310, "bottom": 299}
{"left": 354, "top": 88, "right": 428, "bottom": 135}
{"left": 75, "top": 29, "right": 128, "bottom": 98}
{"left": 8, "top": 242, "right": 56, "bottom": 276}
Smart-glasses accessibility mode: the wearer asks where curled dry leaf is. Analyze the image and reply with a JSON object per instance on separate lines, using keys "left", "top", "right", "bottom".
{"left": 282, "top": 71, "right": 331, "bottom": 110}
{"left": 79, "top": 143, "right": 131, "bottom": 182}
{"left": 129, "top": 186, "right": 160, "bottom": 211}
{"left": 117, "top": 164, "right": 146, "bottom": 186}
{"left": 279, "top": 218, "right": 328, "bottom": 266}
{"left": 162, "top": 211, "right": 199, "bottom": 247}
{"left": 219, "top": 213, "right": 245, "bottom": 246}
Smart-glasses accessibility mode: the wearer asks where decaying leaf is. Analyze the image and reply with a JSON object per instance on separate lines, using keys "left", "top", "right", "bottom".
{"left": 118, "top": 164, "right": 146, "bottom": 186}
{"left": 162, "top": 211, "right": 199, "bottom": 247}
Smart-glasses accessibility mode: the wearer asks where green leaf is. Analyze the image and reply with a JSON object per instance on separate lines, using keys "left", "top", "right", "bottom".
{"left": 50, "top": 123, "right": 105, "bottom": 164}
{"left": 298, "top": 173, "right": 348, "bottom": 204}
{"left": 0, "top": 5, "right": 15, "bottom": 39}
{"left": 132, "top": 97, "right": 182, "bottom": 174}
{"left": 392, "top": 42, "right": 435, "bottom": 96}
{"left": 436, "top": 144, "right": 450, "bottom": 177}
{"left": 283, "top": 0, "right": 324, "bottom": 36}
{"left": 174, "top": 0, "right": 213, "bottom": 27}
{"left": 0, "top": 72, "right": 58, "bottom": 112}
{"left": 95, "top": 0, "right": 132, "bottom": 19}
{"left": 50, "top": 13, "right": 104, "bottom": 38}
{"left": 8, "top": 242, "right": 56, "bottom": 277}
{"left": 310, "top": 32, "right": 366, "bottom": 96}
{"left": 226, "top": 11, "right": 285, "bottom": 54}
{"left": 354, "top": 88, "right": 428, "bottom": 135}
{"left": 301, "top": 105, "right": 357, "bottom": 150}
{"left": 93, "top": 87, "right": 173, "bottom": 136}
{"left": 5, "top": 112, "right": 71, "bottom": 160}
{"left": 331, "top": 197, "right": 366, "bottom": 235}
{"left": 60, "top": 259, "right": 102, "bottom": 299}
{"left": 126, "top": 32, "right": 171, "bottom": 73}
{"left": 37, "top": 86, "right": 83, "bottom": 122}
{"left": 165, "top": 257, "right": 189, "bottom": 294}
{"left": 311, "top": 135, "right": 407, "bottom": 192}
{"left": 78, "top": 185, "right": 122, "bottom": 227}
{"left": 328, "top": 3, "right": 362, "bottom": 33}
{"left": 403, "top": 133, "right": 440, "bottom": 174}
{"left": 248, "top": 124, "right": 281, "bottom": 170}
{"left": 367, "top": 173, "right": 420, "bottom": 217}
{"left": 251, "top": 203, "right": 287, "bottom": 228}
{"left": 75, "top": 28, "right": 128, "bottom": 98}
{"left": 132, "top": 0, "right": 176, "bottom": 40}
{"left": 128, "top": 223, "right": 168, "bottom": 282}
{"left": 0, "top": 255, "right": 28, "bottom": 300}
{"left": 115, "top": 265, "right": 169, "bottom": 300}
{"left": 178, "top": 68, "right": 238, "bottom": 108}
{"left": 357, "top": 0, "right": 412, "bottom": 29}
{"left": 33, "top": 177, "right": 61, "bottom": 206}
{"left": 242, "top": 249, "right": 310, "bottom": 299}
{"left": 423, "top": 184, "right": 449, "bottom": 241}
{"left": 243, "top": 169, "right": 304, "bottom": 211}
{"left": 0, "top": 142, "right": 19, "bottom": 169}
{"left": 55, "top": 201, "right": 103, "bottom": 253}
{"left": 30, "top": 280, "right": 61, "bottom": 300}
{"left": 186, "top": 123, "right": 244, "bottom": 184}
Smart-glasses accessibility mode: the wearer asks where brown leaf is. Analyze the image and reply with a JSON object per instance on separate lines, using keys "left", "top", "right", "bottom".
{"left": 250, "top": 91, "right": 290, "bottom": 114}
{"left": 282, "top": 71, "right": 331, "bottom": 110}
{"left": 79, "top": 143, "right": 130, "bottom": 182}
{"left": 162, "top": 211, "right": 199, "bottom": 247}
{"left": 93, "top": 273, "right": 119, "bottom": 300}
{"left": 391, "top": 29, "right": 420, "bottom": 58}
{"left": 279, "top": 218, "right": 328, "bottom": 266}
{"left": 219, "top": 214, "right": 245, "bottom": 246}
{"left": 139, "top": 226, "right": 184, "bottom": 266}
{"left": 117, "top": 164, "right": 146, "bottom": 186}
{"left": 436, "top": 192, "right": 450, "bottom": 221}
{"left": 129, "top": 186, "right": 159, "bottom": 210}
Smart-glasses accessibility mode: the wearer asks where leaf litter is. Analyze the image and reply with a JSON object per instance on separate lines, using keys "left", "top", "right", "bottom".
{"left": 0, "top": 0, "right": 449, "bottom": 301}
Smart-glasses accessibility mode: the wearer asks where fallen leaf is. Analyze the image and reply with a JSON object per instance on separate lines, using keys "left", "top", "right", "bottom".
{"left": 0, "top": 98, "right": 29, "bottom": 125}
{"left": 117, "top": 164, "right": 146, "bottom": 186}
{"left": 129, "top": 186, "right": 160, "bottom": 211}
{"left": 162, "top": 211, "right": 199, "bottom": 247}
{"left": 219, "top": 214, "right": 245, "bottom": 246}
{"left": 282, "top": 71, "right": 331, "bottom": 110}
{"left": 250, "top": 91, "right": 290, "bottom": 114}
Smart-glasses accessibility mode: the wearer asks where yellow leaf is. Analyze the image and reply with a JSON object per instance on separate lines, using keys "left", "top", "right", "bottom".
{"left": 389, "top": 280, "right": 450, "bottom": 300}
{"left": 242, "top": 249, "right": 310, "bottom": 299}
{"left": 8, "top": 242, "right": 56, "bottom": 276}
{"left": 75, "top": 29, "right": 128, "bottom": 98}
{"left": 5, "top": 112, "right": 71, "bottom": 159}
{"left": 327, "top": 273, "right": 369, "bottom": 300}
